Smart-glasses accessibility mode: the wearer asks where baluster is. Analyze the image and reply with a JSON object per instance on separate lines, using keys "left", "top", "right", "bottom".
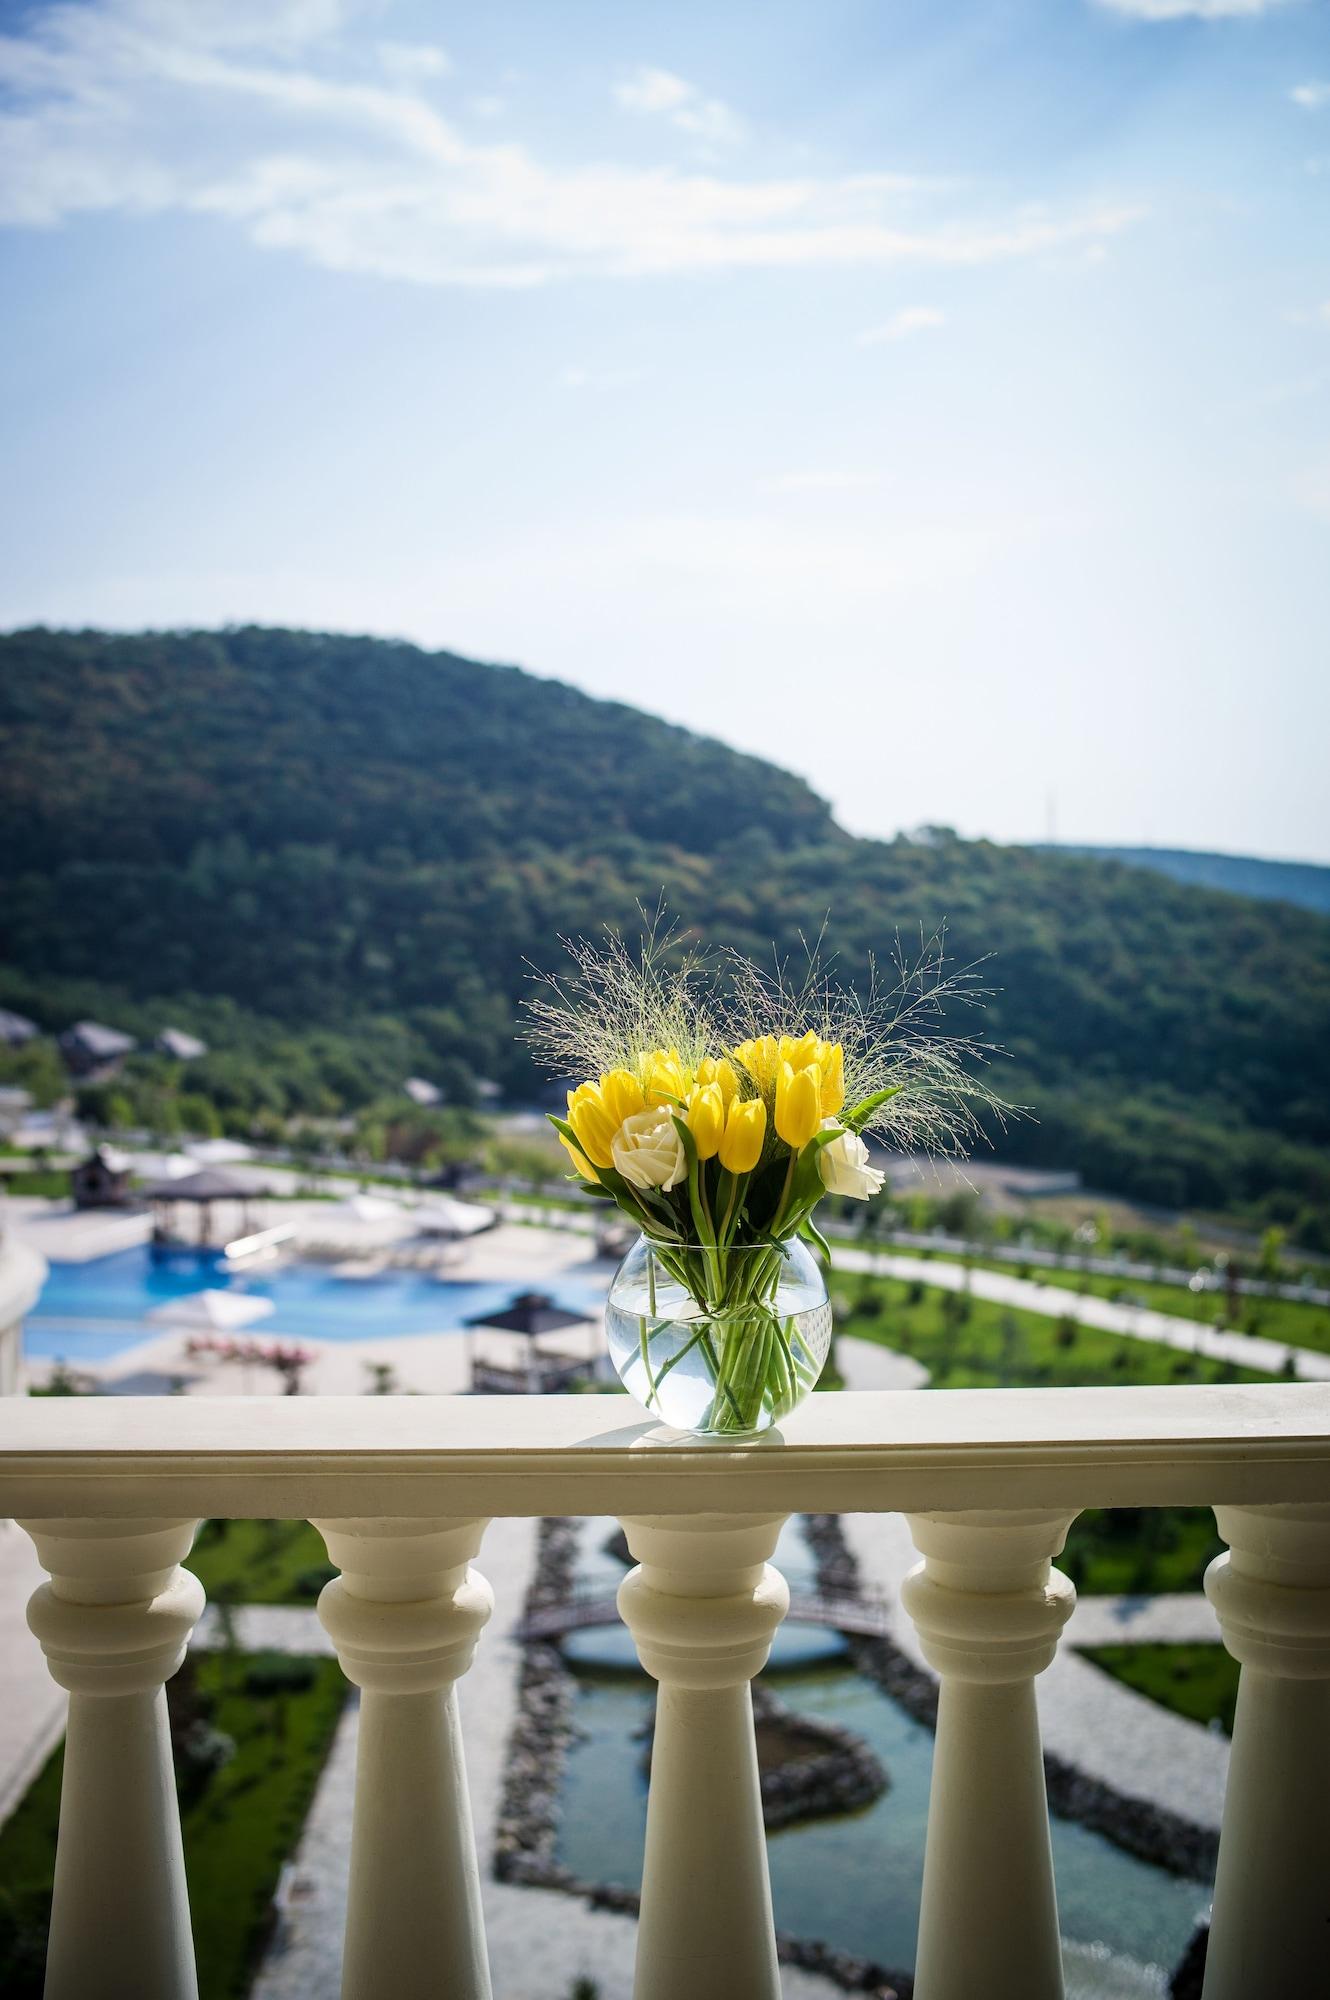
{"left": 617, "top": 1512, "right": 789, "bottom": 2000}
{"left": 1202, "top": 1501, "right": 1330, "bottom": 2000}
{"left": 20, "top": 1516, "right": 205, "bottom": 2000}
{"left": 312, "top": 1516, "right": 494, "bottom": 2000}
{"left": 901, "top": 1508, "right": 1077, "bottom": 2000}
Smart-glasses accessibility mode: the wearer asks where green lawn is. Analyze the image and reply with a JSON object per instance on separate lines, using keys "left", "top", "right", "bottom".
{"left": 837, "top": 1272, "right": 1263, "bottom": 1394}
{"left": 837, "top": 1273, "right": 1257, "bottom": 1594}
{"left": 964, "top": 1258, "right": 1330, "bottom": 1358}
{"left": 0, "top": 1650, "right": 347, "bottom": 2000}
{"left": 1082, "top": 1643, "right": 1240, "bottom": 1737}
{"left": 189, "top": 1518, "right": 335, "bottom": 1606}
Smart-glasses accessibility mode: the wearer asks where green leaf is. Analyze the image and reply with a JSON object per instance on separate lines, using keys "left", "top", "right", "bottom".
{"left": 800, "top": 1214, "right": 833, "bottom": 1267}
{"left": 843, "top": 1085, "right": 903, "bottom": 1132}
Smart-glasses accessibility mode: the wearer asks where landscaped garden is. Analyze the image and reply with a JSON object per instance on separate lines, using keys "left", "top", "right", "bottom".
{"left": 834, "top": 1272, "right": 1256, "bottom": 1595}
{"left": 1083, "top": 1644, "right": 1240, "bottom": 1737}
{"left": 0, "top": 1648, "right": 347, "bottom": 2000}
{"left": 189, "top": 1517, "right": 334, "bottom": 1607}
{"left": 961, "top": 1258, "right": 1330, "bottom": 1358}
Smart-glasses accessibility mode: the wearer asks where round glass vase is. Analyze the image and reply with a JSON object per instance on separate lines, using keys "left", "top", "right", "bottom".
{"left": 604, "top": 1233, "right": 832, "bottom": 1438}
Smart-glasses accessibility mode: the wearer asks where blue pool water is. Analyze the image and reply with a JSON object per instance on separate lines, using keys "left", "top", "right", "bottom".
{"left": 27, "top": 1246, "right": 606, "bottom": 1360}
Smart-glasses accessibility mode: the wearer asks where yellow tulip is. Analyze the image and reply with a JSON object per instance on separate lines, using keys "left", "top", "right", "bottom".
{"left": 639, "top": 1047, "right": 689, "bottom": 1106}
{"left": 718, "top": 1095, "right": 766, "bottom": 1173}
{"left": 733, "top": 1036, "right": 781, "bottom": 1092}
{"left": 818, "top": 1041, "right": 845, "bottom": 1117}
{"left": 566, "top": 1081, "right": 616, "bottom": 1169}
{"left": 559, "top": 1130, "right": 600, "bottom": 1181}
{"left": 600, "top": 1067, "right": 646, "bottom": 1126}
{"left": 685, "top": 1081, "right": 725, "bottom": 1160}
{"left": 695, "top": 1055, "right": 739, "bottom": 1110}
{"left": 779, "top": 1031, "right": 822, "bottom": 1071}
{"left": 775, "top": 1061, "right": 822, "bottom": 1149}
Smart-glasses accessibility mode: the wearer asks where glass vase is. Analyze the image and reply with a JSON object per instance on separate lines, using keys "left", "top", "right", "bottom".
{"left": 604, "top": 1234, "right": 832, "bottom": 1438}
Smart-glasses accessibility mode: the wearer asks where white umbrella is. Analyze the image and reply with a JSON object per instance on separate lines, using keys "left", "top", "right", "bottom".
{"left": 323, "top": 1192, "right": 407, "bottom": 1224}
{"left": 146, "top": 1290, "right": 275, "bottom": 1333}
{"left": 412, "top": 1196, "right": 496, "bottom": 1239}
{"left": 186, "top": 1138, "right": 253, "bottom": 1166}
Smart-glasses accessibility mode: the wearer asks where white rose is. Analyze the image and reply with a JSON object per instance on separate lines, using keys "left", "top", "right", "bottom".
{"left": 817, "top": 1127, "right": 885, "bottom": 1200}
{"left": 611, "top": 1106, "right": 688, "bottom": 1191}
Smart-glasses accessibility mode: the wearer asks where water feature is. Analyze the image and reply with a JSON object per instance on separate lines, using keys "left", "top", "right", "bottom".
{"left": 558, "top": 1521, "right": 1210, "bottom": 1998}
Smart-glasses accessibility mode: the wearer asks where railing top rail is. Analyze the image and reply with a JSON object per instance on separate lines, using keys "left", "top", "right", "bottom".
{"left": 3, "top": 1384, "right": 1330, "bottom": 1518}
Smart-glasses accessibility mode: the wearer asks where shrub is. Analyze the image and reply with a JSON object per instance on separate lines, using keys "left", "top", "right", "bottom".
{"left": 241, "top": 1654, "right": 319, "bottom": 1697}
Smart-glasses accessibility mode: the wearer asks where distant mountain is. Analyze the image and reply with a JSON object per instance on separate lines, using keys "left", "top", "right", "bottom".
{"left": 2, "top": 627, "right": 1328, "bottom": 1245}
{"left": 1040, "top": 846, "right": 1330, "bottom": 919}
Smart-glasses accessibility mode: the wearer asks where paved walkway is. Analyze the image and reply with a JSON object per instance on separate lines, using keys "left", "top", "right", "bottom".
{"left": 0, "top": 1528, "right": 65, "bottom": 1826}
{"left": 835, "top": 1245, "right": 1330, "bottom": 1381}
{"left": 1067, "top": 1594, "right": 1221, "bottom": 1648}
{"left": 249, "top": 1515, "right": 845, "bottom": 2000}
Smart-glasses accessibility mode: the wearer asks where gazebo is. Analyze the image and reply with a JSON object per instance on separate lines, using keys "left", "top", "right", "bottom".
{"left": 462, "top": 1290, "right": 600, "bottom": 1395}
{"left": 144, "top": 1167, "right": 257, "bottom": 1250}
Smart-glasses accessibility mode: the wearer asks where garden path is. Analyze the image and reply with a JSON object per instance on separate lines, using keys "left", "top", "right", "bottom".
{"left": 834, "top": 1246, "right": 1330, "bottom": 1380}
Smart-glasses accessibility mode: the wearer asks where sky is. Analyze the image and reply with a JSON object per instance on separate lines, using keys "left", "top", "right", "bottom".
{"left": 1, "top": 1, "right": 1328, "bottom": 862}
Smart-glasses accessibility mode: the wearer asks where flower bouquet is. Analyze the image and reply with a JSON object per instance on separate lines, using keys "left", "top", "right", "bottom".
{"left": 527, "top": 922, "right": 1000, "bottom": 1437}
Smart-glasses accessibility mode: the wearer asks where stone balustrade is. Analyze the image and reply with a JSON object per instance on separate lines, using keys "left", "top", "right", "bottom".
{"left": 2, "top": 1383, "right": 1329, "bottom": 2000}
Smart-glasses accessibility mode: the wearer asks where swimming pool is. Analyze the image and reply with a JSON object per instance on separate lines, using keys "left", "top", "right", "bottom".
{"left": 26, "top": 1245, "right": 607, "bottom": 1361}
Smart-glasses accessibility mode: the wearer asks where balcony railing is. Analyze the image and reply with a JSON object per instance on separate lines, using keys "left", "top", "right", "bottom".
{"left": 2, "top": 1382, "right": 1328, "bottom": 2000}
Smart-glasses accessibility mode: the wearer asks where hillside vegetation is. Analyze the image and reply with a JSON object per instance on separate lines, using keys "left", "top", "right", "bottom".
{"left": 2, "top": 626, "right": 1328, "bottom": 1244}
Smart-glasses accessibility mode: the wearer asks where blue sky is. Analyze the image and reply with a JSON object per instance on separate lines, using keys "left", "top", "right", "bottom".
{"left": 2, "top": 0, "right": 1328, "bottom": 860}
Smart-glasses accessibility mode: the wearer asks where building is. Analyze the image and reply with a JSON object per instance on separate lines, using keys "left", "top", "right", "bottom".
{"left": 58, "top": 1020, "right": 136, "bottom": 1079}
{"left": 155, "top": 1027, "right": 208, "bottom": 1061}
{"left": 0, "top": 1008, "right": 38, "bottom": 1047}
{"left": 70, "top": 1144, "right": 134, "bottom": 1210}
{"left": 404, "top": 1076, "right": 442, "bottom": 1107}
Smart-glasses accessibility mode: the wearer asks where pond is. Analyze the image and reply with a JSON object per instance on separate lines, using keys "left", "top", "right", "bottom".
{"left": 558, "top": 1522, "right": 1210, "bottom": 1999}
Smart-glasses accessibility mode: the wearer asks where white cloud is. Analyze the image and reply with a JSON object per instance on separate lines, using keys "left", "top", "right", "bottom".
{"left": 857, "top": 306, "right": 948, "bottom": 345}
{"left": 0, "top": 7, "right": 1141, "bottom": 288}
{"left": 1291, "top": 81, "right": 1330, "bottom": 110}
{"left": 614, "top": 68, "right": 694, "bottom": 115}
{"left": 377, "top": 43, "right": 451, "bottom": 88}
{"left": 613, "top": 65, "right": 746, "bottom": 150}
{"left": 1095, "top": 0, "right": 1295, "bottom": 17}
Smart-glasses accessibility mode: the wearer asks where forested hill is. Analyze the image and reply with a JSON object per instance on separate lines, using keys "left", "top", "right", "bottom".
{"left": 2, "top": 626, "right": 1328, "bottom": 1245}
{"left": 1, "top": 626, "right": 831, "bottom": 872}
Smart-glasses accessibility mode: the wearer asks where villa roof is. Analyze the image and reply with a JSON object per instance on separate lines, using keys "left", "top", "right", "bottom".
{"left": 143, "top": 1166, "right": 254, "bottom": 1202}
{"left": 0, "top": 1009, "right": 38, "bottom": 1045}
{"left": 463, "top": 1290, "right": 592, "bottom": 1337}
{"left": 61, "top": 1020, "right": 137, "bottom": 1058}
{"left": 156, "top": 1027, "right": 208, "bottom": 1061}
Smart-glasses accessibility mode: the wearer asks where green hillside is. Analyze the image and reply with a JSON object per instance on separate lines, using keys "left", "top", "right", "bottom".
{"left": 2, "top": 626, "right": 1328, "bottom": 1245}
